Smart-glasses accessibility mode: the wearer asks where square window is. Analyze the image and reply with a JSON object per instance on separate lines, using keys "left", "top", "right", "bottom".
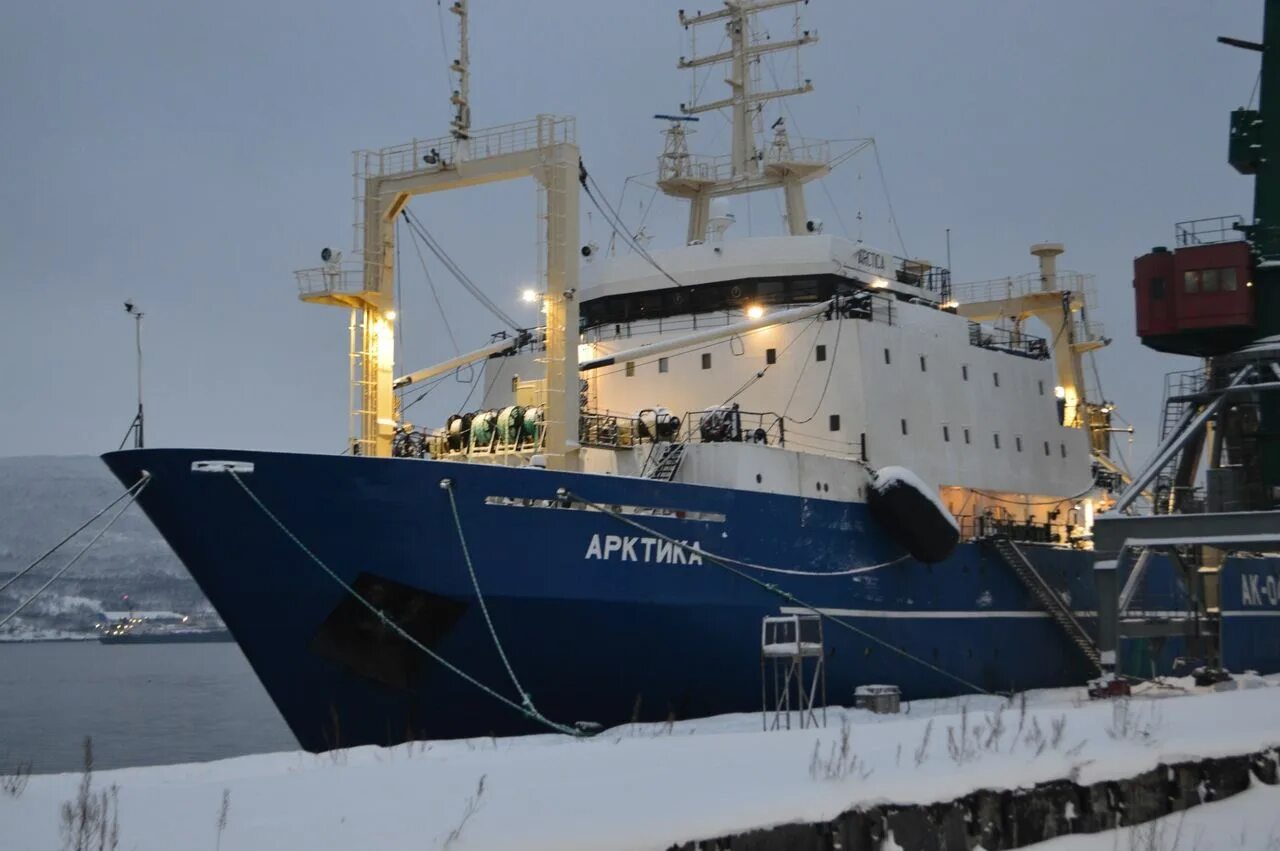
{"left": 919, "top": 355, "right": 927, "bottom": 372}
{"left": 658, "top": 357, "right": 669, "bottom": 374}
{"left": 625, "top": 361, "right": 636, "bottom": 377}
{"left": 510, "top": 376, "right": 519, "bottom": 392}
{"left": 993, "top": 433, "right": 1001, "bottom": 449}
{"left": 1183, "top": 270, "right": 1200, "bottom": 294}
{"left": 962, "top": 364, "right": 969, "bottom": 381}
{"left": 963, "top": 428, "right": 971, "bottom": 445}
{"left": 1222, "top": 267, "right": 1238, "bottom": 291}
{"left": 1038, "top": 380, "right": 1045, "bottom": 396}
{"left": 816, "top": 345, "right": 827, "bottom": 362}
{"left": 884, "top": 348, "right": 892, "bottom": 365}
{"left": 1203, "top": 268, "right": 1220, "bottom": 293}
{"left": 701, "top": 353, "right": 711, "bottom": 370}
{"left": 829, "top": 414, "right": 841, "bottom": 432}
{"left": 1043, "top": 441, "right": 1050, "bottom": 456}
{"left": 1015, "top": 436, "right": 1023, "bottom": 452}
{"left": 900, "top": 418, "right": 909, "bottom": 435}
{"left": 765, "top": 348, "right": 777, "bottom": 365}
{"left": 1060, "top": 443, "right": 1067, "bottom": 458}
{"left": 993, "top": 372, "right": 1000, "bottom": 387}
{"left": 943, "top": 425, "right": 951, "bottom": 442}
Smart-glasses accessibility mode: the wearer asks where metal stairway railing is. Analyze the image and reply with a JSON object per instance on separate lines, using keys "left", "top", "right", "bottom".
{"left": 988, "top": 536, "right": 1101, "bottom": 668}
{"left": 647, "top": 442, "right": 687, "bottom": 481}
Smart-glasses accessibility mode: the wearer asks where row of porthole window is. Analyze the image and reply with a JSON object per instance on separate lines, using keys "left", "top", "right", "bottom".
{"left": 629, "top": 349, "right": 1051, "bottom": 399}
{"left": 825, "top": 415, "right": 1068, "bottom": 458}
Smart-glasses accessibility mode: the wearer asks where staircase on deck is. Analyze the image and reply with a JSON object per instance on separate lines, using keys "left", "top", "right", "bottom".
{"left": 647, "top": 442, "right": 687, "bottom": 481}
{"left": 988, "top": 536, "right": 1101, "bottom": 669}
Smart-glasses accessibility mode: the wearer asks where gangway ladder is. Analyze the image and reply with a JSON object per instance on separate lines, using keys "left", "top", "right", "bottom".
{"left": 647, "top": 442, "right": 687, "bottom": 481}
{"left": 761, "top": 614, "right": 827, "bottom": 731}
{"left": 988, "top": 537, "right": 1102, "bottom": 669}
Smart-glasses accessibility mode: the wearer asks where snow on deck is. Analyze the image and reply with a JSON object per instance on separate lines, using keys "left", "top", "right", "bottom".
{"left": 3, "top": 678, "right": 1279, "bottom": 850}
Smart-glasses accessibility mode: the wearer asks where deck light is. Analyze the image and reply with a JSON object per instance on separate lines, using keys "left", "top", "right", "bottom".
{"left": 746, "top": 304, "right": 765, "bottom": 319}
{"left": 1054, "top": 385, "right": 1067, "bottom": 399}
{"left": 521, "top": 288, "right": 539, "bottom": 304}
{"left": 385, "top": 310, "right": 397, "bottom": 321}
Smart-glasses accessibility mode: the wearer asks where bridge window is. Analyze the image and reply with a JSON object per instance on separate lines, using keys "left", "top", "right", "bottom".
{"left": 1202, "top": 268, "right": 1220, "bottom": 293}
{"left": 829, "top": 414, "right": 841, "bottom": 432}
{"left": 919, "top": 355, "right": 927, "bottom": 372}
{"left": 961, "top": 364, "right": 969, "bottom": 381}
{"left": 943, "top": 425, "right": 951, "bottom": 442}
{"left": 816, "top": 345, "right": 827, "bottom": 362}
{"left": 1015, "top": 436, "right": 1023, "bottom": 452}
{"left": 1223, "top": 268, "right": 1239, "bottom": 291}
{"left": 963, "top": 427, "right": 971, "bottom": 445}
{"left": 701, "top": 353, "right": 712, "bottom": 370}
{"left": 765, "top": 348, "right": 777, "bottom": 365}
{"left": 900, "top": 418, "right": 909, "bottom": 435}
{"left": 884, "top": 348, "right": 892, "bottom": 365}
{"left": 993, "top": 433, "right": 1001, "bottom": 450}
{"left": 1183, "top": 270, "right": 1200, "bottom": 294}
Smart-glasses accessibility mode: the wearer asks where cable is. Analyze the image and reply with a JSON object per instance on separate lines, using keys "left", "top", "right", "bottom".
{"left": 719, "top": 314, "right": 822, "bottom": 408}
{"left": 401, "top": 209, "right": 521, "bottom": 331}
{"left": 227, "top": 469, "right": 581, "bottom": 736}
{"left": 405, "top": 215, "right": 461, "bottom": 355}
{"left": 785, "top": 309, "right": 842, "bottom": 424}
{"left": 0, "top": 475, "right": 149, "bottom": 597}
{"left": 0, "top": 475, "right": 151, "bottom": 629}
{"left": 569, "top": 490, "right": 992, "bottom": 695}
{"left": 871, "top": 140, "right": 908, "bottom": 258}
{"left": 579, "top": 162, "right": 686, "bottom": 290}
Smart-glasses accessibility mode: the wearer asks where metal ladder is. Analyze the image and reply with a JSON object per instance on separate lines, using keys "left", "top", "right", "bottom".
{"left": 647, "top": 442, "right": 686, "bottom": 481}
{"left": 988, "top": 536, "right": 1101, "bottom": 668}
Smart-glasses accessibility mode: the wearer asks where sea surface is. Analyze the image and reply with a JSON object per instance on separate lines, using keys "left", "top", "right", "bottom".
{"left": 0, "top": 642, "right": 296, "bottom": 774}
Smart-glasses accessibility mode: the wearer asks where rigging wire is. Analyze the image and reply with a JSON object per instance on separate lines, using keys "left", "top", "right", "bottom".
{"left": 719, "top": 314, "right": 822, "bottom": 408}
{"left": 783, "top": 309, "right": 842, "bottom": 425}
{"left": 401, "top": 209, "right": 521, "bottom": 331}
{"left": 568, "top": 490, "right": 992, "bottom": 696}
{"left": 405, "top": 213, "right": 462, "bottom": 355}
{"left": 579, "top": 162, "right": 686, "bottom": 289}
{"left": 871, "top": 140, "right": 909, "bottom": 258}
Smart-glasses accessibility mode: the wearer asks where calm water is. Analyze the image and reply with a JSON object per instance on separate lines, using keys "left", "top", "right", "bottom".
{"left": 0, "top": 642, "right": 296, "bottom": 774}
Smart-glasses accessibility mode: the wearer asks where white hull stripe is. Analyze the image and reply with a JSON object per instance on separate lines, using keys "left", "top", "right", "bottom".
{"left": 778, "top": 606, "right": 1237, "bottom": 620}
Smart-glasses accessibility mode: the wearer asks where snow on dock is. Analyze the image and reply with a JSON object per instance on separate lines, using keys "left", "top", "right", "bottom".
{"left": 3, "top": 678, "right": 1279, "bottom": 850}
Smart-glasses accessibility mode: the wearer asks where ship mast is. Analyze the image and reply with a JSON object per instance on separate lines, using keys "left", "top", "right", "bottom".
{"left": 293, "top": 4, "right": 580, "bottom": 465}
{"left": 659, "top": 0, "right": 828, "bottom": 244}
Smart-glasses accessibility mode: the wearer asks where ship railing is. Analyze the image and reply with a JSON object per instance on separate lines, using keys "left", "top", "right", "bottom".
{"left": 764, "top": 136, "right": 831, "bottom": 166}
{"left": 959, "top": 514, "right": 1080, "bottom": 547}
{"left": 578, "top": 410, "right": 647, "bottom": 449}
{"left": 950, "top": 271, "right": 1095, "bottom": 305}
{"left": 355, "top": 115, "right": 577, "bottom": 181}
{"left": 658, "top": 151, "right": 736, "bottom": 184}
{"left": 1174, "top": 215, "right": 1246, "bottom": 247}
{"left": 681, "top": 407, "right": 786, "bottom": 448}
{"left": 967, "top": 322, "right": 1050, "bottom": 360}
{"left": 294, "top": 262, "right": 368, "bottom": 298}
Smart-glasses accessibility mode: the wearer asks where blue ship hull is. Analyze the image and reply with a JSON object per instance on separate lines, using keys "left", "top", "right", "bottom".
{"left": 101, "top": 448, "right": 1280, "bottom": 751}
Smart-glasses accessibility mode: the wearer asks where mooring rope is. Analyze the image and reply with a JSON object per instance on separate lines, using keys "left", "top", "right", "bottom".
{"left": 565, "top": 489, "right": 994, "bottom": 696}
{"left": 441, "top": 478, "right": 543, "bottom": 718}
{"left": 0, "top": 473, "right": 152, "bottom": 630}
{"left": 0, "top": 474, "right": 150, "bottom": 597}
{"left": 226, "top": 470, "right": 582, "bottom": 737}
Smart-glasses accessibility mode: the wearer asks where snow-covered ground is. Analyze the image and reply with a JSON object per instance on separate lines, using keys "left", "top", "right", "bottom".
{"left": 3, "top": 677, "right": 1279, "bottom": 850}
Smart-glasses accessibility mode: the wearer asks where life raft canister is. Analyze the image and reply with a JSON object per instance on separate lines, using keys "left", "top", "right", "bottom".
{"left": 866, "top": 466, "right": 960, "bottom": 564}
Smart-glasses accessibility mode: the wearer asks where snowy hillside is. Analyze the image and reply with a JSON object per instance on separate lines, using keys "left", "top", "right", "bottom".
{"left": 0, "top": 456, "right": 204, "bottom": 638}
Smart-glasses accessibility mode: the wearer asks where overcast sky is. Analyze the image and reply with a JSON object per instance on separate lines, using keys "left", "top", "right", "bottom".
{"left": 0, "top": 1, "right": 1263, "bottom": 468}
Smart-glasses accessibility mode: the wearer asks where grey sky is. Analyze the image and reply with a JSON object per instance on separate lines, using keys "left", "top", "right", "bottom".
{"left": 0, "top": 1, "right": 1261, "bottom": 467}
